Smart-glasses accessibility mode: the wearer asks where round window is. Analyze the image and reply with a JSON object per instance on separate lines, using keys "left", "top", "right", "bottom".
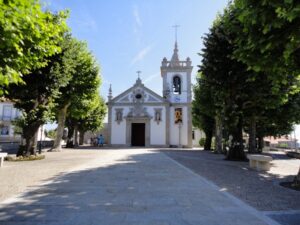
{"left": 135, "top": 94, "right": 142, "bottom": 99}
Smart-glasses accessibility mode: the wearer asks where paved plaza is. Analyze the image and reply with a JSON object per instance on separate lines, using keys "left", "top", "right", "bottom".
{"left": 0, "top": 148, "right": 296, "bottom": 225}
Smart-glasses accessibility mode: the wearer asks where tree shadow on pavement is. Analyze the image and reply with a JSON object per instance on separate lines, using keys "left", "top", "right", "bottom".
{"left": 0, "top": 152, "right": 156, "bottom": 225}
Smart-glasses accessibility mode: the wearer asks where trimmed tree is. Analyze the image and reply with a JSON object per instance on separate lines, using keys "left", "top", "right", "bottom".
{"left": 192, "top": 73, "right": 215, "bottom": 151}
{"left": 52, "top": 40, "right": 101, "bottom": 151}
{"left": 0, "top": 0, "right": 68, "bottom": 93}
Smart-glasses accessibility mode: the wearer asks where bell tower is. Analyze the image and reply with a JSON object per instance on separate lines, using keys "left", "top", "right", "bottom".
{"left": 160, "top": 39, "right": 193, "bottom": 148}
{"left": 160, "top": 42, "right": 192, "bottom": 103}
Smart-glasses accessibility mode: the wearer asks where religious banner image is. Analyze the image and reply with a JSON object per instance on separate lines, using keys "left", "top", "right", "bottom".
{"left": 174, "top": 108, "right": 182, "bottom": 124}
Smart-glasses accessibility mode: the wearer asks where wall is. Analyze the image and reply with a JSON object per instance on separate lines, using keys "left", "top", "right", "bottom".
{"left": 192, "top": 129, "right": 205, "bottom": 147}
{"left": 148, "top": 106, "right": 166, "bottom": 145}
{"left": 111, "top": 106, "right": 130, "bottom": 145}
{"left": 110, "top": 105, "right": 167, "bottom": 146}
{"left": 169, "top": 106, "right": 188, "bottom": 146}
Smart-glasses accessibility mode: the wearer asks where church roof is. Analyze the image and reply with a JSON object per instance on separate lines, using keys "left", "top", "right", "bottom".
{"left": 108, "top": 77, "right": 166, "bottom": 104}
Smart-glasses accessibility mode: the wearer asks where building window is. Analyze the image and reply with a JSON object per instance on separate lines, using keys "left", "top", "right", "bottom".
{"left": 0, "top": 126, "right": 9, "bottom": 135}
{"left": 192, "top": 130, "right": 195, "bottom": 140}
{"left": 2, "top": 105, "right": 12, "bottom": 121}
{"left": 173, "top": 76, "right": 181, "bottom": 94}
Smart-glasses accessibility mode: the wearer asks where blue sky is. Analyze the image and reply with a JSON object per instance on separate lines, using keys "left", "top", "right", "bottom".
{"left": 42, "top": 0, "right": 300, "bottom": 140}
{"left": 44, "top": 0, "right": 229, "bottom": 98}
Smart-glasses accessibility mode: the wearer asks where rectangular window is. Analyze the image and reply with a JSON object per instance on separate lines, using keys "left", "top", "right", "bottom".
{"left": 3, "top": 105, "right": 12, "bottom": 121}
{"left": 192, "top": 130, "right": 195, "bottom": 140}
{"left": 0, "top": 126, "right": 9, "bottom": 135}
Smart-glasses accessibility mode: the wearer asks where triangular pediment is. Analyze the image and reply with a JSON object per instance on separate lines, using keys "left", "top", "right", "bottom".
{"left": 110, "top": 79, "right": 165, "bottom": 104}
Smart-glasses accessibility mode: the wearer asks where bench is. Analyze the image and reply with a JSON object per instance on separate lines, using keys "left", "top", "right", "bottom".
{"left": 247, "top": 154, "right": 272, "bottom": 171}
{"left": 0, "top": 152, "right": 8, "bottom": 167}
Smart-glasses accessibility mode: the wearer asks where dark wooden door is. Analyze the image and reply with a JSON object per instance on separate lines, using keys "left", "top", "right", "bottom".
{"left": 131, "top": 123, "right": 145, "bottom": 146}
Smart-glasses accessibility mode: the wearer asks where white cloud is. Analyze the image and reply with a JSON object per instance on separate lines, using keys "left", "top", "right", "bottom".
{"left": 130, "top": 45, "right": 152, "bottom": 66}
{"left": 74, "top": 15, "right": 98, "bottom": 32}
{"left": 144, "top": 72, "right": 160, "bottom": 84}
{"left": 133, "top": 5, "right": 142, "bottom": 28}
{"left": 132, "top": 4, "right": 142, "bottom": 44}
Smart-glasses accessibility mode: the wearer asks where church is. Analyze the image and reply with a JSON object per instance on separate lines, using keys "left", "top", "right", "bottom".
{"left": 107, "top": 41, "right": 193, "bottom": 148}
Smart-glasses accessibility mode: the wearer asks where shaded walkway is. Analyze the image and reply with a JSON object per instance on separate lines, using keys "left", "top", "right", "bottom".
{"left": 0, "top": 150, "right": 278, "bottom": 225}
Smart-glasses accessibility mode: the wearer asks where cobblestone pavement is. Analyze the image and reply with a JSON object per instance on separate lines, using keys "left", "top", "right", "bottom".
{"left": 163, "top": 150, "right": 300, "bottom": 225}
{"left": 0, "top": 149, "right": 279, "bottom": 225}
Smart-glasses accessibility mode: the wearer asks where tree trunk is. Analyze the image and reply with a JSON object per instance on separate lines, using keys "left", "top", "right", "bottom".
{"left": 215, "top": 115, "right": 223, "bottom": 153}
{"left": 52, "top": 103, "right": 70, "bottom": 151}
{"left": 79, "top": 130, "right": 85, "bottom": 145}
{"left": 257, "top": 135, "right": 264, "bottom": 152}
{"left": 66, "top": 125, "right": 74, "bottom": 148}
{"left": 293, "top": 167, "right": 300, "bottom": 187}
{"left": 74, "top": 124, "right": 79, "bottom": 147}
{"left": 226, "top": 117, "right": 247, "bottom": 161}
{"left": 248, "top": 115, "right": 257, "bottom": 153}
{"left": 22, "top": 122, "right": 40, "bottom": 156}
{"left": 204, "top": 130, "right": 213, "bottom": 151}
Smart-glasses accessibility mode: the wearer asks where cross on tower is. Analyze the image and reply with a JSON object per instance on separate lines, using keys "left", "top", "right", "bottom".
{"left": 136, "top": 70, "right": 141, "bottom": 79}
{"left": 172, "top": 24, "right": 180, "bottom": 42}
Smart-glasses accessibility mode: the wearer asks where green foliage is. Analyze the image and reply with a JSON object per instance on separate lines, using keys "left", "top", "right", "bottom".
{"left": 278, "top": 143, "right": 289, "bottom": 148}
{"left": 56, "top": 39, "right": 106, "bottom": 136}
{"left": 192, "top": 73, "right": 215, "bottom": 136}
{"left": 67, "top": 93, "right": 107, "bottom": 133}
{"left": 233, "top": 0, "right": 300, "bottom": 93}
{"left": 199, "top": 138, "right": 206, "bottom": 147}
{"left": 11, "top": 117, "right": 25, "bottom": 135}
{"left": 3, "top": 34, "right": 79, "bottom": 154}
{"left": 46, "top": 129, "right": 56, "bottom": 139}
{"left": 78, "top": 95, "right": 107, "bottom": 133}
{"left": 0, "top": 0, "right": 69, "bottom": 92}
{"left": 194, "top": 2, "right": 300, "bottom": 158}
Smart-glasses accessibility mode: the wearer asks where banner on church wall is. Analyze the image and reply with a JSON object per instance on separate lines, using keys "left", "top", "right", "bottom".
{"left": 174, "top": 108, "right": 182, "bottom": 124}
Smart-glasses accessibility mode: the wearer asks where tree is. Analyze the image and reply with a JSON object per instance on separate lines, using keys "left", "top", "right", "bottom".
{"left": 67, "top": 95, "right": 106, "bottom": 146}
{"left": 233, "top": 0, "right": 300, "bottom": 81}
{"left": 198, "top": 13, "right": 251, "bottom": 160}
{"left": 192, "top": 74, "right": 215, "bottom": 151}
{"left": 0, "top": 0, "right": 68, "bottom": 93}
{"left": 4, "top": 34, "right": 75, "bottom": 155}
{"left": 52, "top": 39, "right": 102, "bottom": 151}
{"left": 232, "top": 0, "right": 300, "bottom": 185}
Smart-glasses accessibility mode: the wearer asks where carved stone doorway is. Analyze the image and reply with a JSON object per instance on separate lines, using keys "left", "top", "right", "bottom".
{"left": 126, "top": 117, "right": 150, "bottom": 147}
{"left": 131, "top": 123, "right": 145, "bottom": 146}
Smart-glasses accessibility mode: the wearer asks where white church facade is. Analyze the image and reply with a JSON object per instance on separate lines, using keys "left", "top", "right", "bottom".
{"left": 107, "top": 42, "right": 193, "bottom": 148}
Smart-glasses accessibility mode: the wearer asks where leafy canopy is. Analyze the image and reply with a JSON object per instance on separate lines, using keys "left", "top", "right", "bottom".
{"left": 0, "top": 0, "right": 68, "bottom": 92}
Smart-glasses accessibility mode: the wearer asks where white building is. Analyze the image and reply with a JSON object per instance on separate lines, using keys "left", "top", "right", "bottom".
{"left": 0, "top": 100, "right": 46, "bottom": 145}
{"left": 107, "top": 42, "right": 194, "bottom": 148}
{"left": 0, "top": 100, "right": 21, "bottom": 142}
